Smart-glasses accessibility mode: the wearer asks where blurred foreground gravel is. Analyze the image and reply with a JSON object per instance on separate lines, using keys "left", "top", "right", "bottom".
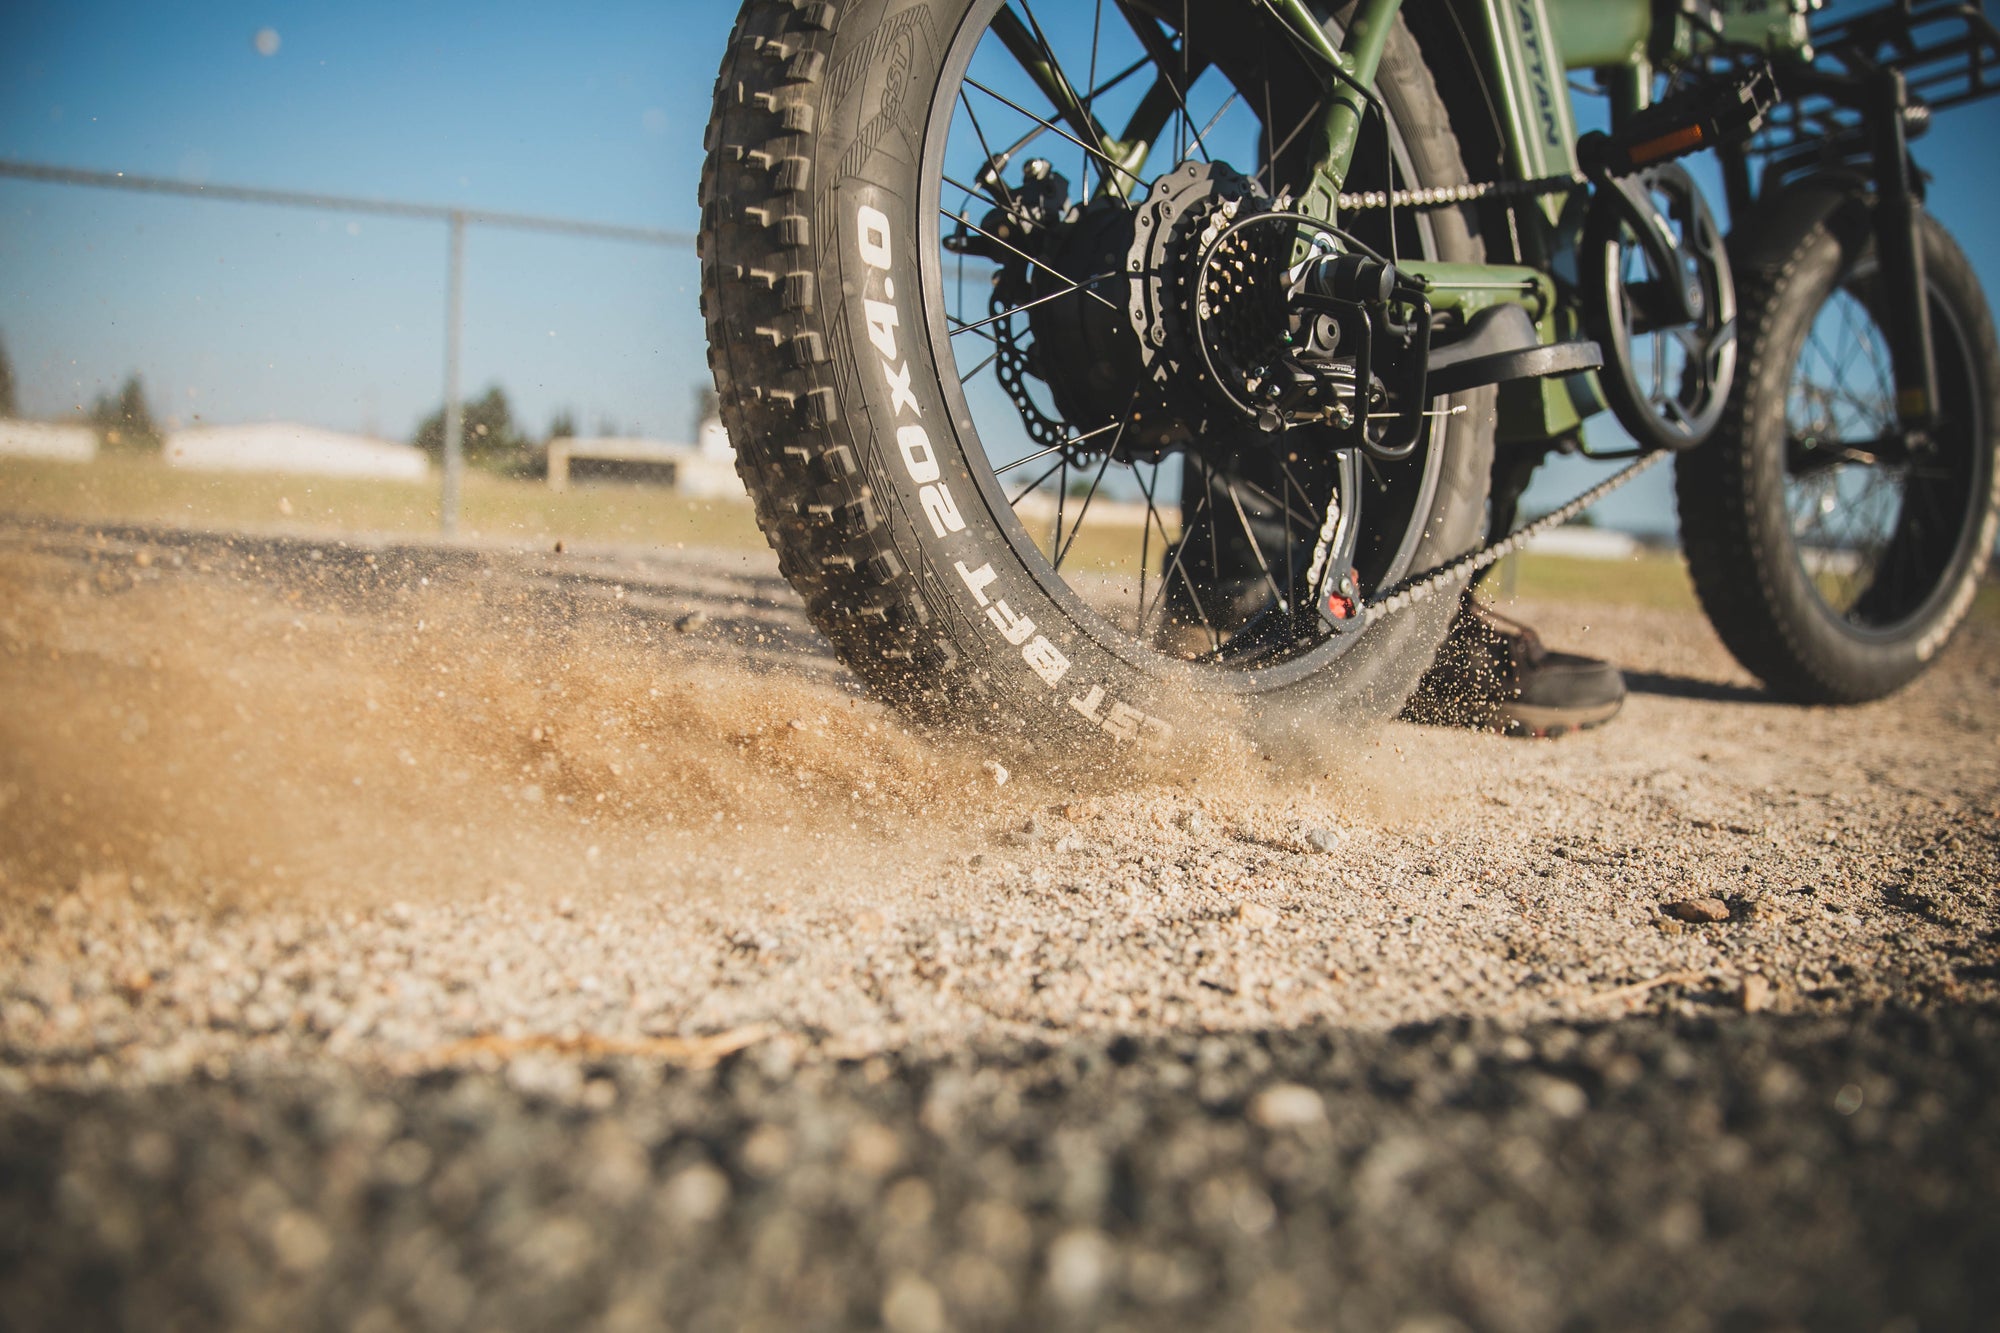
{"left": 2, "top": 515, "right": 1997, "bottom": 1330}
{"left": 5, "top": 1007, "right": 1998, "bottom": 1332}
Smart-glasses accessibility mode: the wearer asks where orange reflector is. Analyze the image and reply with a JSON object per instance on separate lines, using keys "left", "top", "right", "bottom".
{"left": 1630, "top": 124, "right": 1706, "bottom": 165}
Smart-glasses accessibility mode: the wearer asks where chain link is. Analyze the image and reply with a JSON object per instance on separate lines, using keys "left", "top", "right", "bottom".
{"left": 1335, "top": 172, "right": 1587, "bottom": 213}
{"left": 1357, "top": 450, "right": 1667, "bottom": 628}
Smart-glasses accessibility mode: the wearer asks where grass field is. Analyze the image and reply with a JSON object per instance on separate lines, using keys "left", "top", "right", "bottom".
{"left": 4, "top": 453, "right": 1993, "bottom": 622}
{"left": 0, "top": 453, "right": 770, "bottom": 554}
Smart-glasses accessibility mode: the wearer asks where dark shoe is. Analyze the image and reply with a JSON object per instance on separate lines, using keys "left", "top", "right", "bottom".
{"left": 1403, "top": 599, "right": 1625, "bottom": 737}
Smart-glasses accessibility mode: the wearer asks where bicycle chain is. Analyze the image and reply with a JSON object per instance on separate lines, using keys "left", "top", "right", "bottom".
{"left": 1330, "top": 171, "right": 1672, "bottom": 629}
{"left": 1357, "top": 449, "right": 1668, "bottom": 628}
{"left": 1334, "top": 171, "right": 1588, "bottom": 213}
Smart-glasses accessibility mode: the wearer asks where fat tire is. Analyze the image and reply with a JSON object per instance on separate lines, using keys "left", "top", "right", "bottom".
{"left": 1676, "top": 194, "right": 2000, "bottom": 703}
{"left": 700, "top": 0, "right": 1494, "bottom": 767}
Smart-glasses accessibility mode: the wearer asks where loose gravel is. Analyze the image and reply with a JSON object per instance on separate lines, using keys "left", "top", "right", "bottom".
{"left": 1, "top": 515, "right": 1996, "bottom": 1330}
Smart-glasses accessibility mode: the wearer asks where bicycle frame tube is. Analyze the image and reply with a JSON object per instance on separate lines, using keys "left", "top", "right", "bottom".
{"left": 990, "top": 0, "right": 1597, "bottom": 436}
{"left": 1260, "top": 0, "right": 1402, "bottom": 218}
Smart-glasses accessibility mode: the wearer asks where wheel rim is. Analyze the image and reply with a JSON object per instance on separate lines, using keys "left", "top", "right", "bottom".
{"left": 1782, "top": 264, "right": 1986, "bottom": 634}
{"left": 917, "top": 0, "right": 1453, "bottom": 688}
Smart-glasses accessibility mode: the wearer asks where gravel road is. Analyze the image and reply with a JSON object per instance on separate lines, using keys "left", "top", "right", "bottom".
{"left": 2, "top": 513, "right": 1997, "bottom": 1330}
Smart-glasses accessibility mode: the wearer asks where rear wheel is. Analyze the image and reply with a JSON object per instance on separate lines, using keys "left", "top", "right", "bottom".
{"left": 701, "top": 0, "right": 1495, "bottom": 766}
{"left": 1677, "top": 202, "right": 1999, "bottom": 702}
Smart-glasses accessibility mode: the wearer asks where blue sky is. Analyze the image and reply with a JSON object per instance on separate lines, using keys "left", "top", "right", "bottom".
{"left": 3, "top": 1, "right": 1997, "bottom": 534}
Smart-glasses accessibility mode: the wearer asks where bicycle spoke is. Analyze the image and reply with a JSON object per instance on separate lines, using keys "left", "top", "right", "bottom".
{"left": 959, "top": 348, "right": 1000, "bottom": 384}
{"left": 994, "top": 421, "right": 1121, "bottom": 477}
{"left": 1055, "top": 451, "right": 1115, "bottom": 569}
{"left": 1140, "top": 472, "right": 1213, "bottom": 636}
{"left": 958, "top": 90, "right": 1016, "bottom": 205}
{"left": 964, "top": 77, "right": 1144, "bottom": 190}
{"left": 1221, "top": 472, "right": 1290, "bottom": 613}
{"left": 1115, "top": 2, "right": 1212, "bottom": 164}
{"left": 938, "top": 199, "right": 1120, "bottom": 310}
{"left": 1009, "top": 456, "right": 1067, "bottom": 509}
{"left": 1081, "top": 0, "right": 1105, "bottom": 189}
{"left": 948, "top": 271, "right": 1120, "bottom": 337}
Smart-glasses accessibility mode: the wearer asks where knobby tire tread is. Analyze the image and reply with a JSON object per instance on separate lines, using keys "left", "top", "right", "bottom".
{"left": 702, "top": 0, "right": 1496, "bottom": 759}
{"left": 1677, "top": 200, "right": 1999, "bottom": 704}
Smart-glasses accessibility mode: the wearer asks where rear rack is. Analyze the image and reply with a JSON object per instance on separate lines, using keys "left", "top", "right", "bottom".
{"left": 1748, "top": 0, "right": 2000, "bottom": 175}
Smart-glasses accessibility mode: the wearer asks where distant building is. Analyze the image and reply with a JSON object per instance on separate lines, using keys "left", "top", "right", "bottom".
{"left": 164, "top": 423, "right": 429, "bottom": 481}
{"left": 545, "top": 414, "right": 743, "bottom": 499}
{"left": 0, "top": 420, "right": 98, "bottom": 463}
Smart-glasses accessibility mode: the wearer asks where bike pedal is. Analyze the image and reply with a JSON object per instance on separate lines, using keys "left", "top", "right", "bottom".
{"left": 1578, "top": 61, "right": 1779, "bottom": 177}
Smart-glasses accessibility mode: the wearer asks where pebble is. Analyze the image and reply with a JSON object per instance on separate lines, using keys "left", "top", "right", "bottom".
{"left": 881, "top": 1272, "right": 946, "bottom": 1333}
{"left": 1045, "top": 1229, "right": 1112, "bottom": 1309}
{"left": 1235, "top": 901, "right": 1281, "bottom": 930}
{"left": 1536, "top": 1078, "right": 1590, "bottom": 1119}
{"left": 1248, "top": 1082, "right": 1325, "bottom": 1129}
{"left": 1740, "top": 975, "right": 1773, "bottom": 1014}
{"left": 1664, "top": 898, "right": 1731, "bottom": 924}
{"left": 662, "top": 1163, "right": 731, "bottom": 1225}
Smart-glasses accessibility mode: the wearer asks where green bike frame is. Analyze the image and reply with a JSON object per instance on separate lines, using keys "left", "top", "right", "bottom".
{"left": 998, "top": 0, "right": 1810, "bottom": 445}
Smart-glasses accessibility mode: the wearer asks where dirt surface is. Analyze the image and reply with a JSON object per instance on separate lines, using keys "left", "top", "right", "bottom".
{"left": 2, "top": 512, "right": 1997, "bottom": 1329}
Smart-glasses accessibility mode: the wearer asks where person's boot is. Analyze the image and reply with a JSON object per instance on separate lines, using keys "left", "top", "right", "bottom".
{"left": 1402, "top": 598, "right": 1625, "bottom": 737}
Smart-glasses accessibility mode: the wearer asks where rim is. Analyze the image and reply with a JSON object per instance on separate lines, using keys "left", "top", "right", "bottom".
{"left": 1782, "top": 263, "right": 1985, "bottom": 634}
{"left": 917, "top": 0, "right": 1452, "bottom": 689}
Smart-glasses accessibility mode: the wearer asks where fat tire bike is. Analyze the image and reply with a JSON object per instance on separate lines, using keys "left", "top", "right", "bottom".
{"left": 700, "top": 0, "right": 2000, "bottom": 764}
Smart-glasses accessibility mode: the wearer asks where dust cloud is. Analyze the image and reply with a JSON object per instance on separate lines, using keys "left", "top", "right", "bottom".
{"left": 0, "top": 531, "right": 1434, "bottom": 930}
{"left": 0, "top": 540, "right": 1044, "bottom": 918}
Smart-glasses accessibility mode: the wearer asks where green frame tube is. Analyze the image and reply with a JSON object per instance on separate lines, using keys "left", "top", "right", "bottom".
{"left": 1261, "top": 0, "right": 1403, "bottom": 217}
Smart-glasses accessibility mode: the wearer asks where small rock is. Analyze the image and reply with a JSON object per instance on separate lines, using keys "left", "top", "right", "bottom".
{"left": 881, "top": 1272, "right": 946, "bottom": 1333}
{"left": 1302, "top": 827, "right": 1342, "bottom": 854}
{"left": 662, "top": 1163, "right": 731, "bottom": 1225}
{"left": 1248, "top": 1082, "right": 1325, "bottom": 1129}
{"left": 1235, "top": 901, "right": 1280, "bottom": 930}
{"left": 674, "top": 610, "right": 707, "bottom": 632}
{"left": 1001, "top": 816, "right": 1043, "bottom": 848}
{"left": 846, "top": 1122, "right": 904, "bottom": 1177}
{"left": 1178, "top": 810, "right": 1207, "bottom": 837}
{"left": 269, "top": 1210, "right": 330, "bottom": 1272}
{"left": 1045, "top": 1229, "right": 1112, "bottom": 1309}
{"left": 982, "top": 759, "right": 1010, "bottom": 787}
{"left": 76, "top": 869, "right": 128, "bottom": 906}
{"left": 553, "top": 539, "right": 567, "bottom": 554}
{"left": 1663, "top": 898, "right": 1730, "bottom": 924}
{"left": 742, "top": 1124, "right": 793, "bottom": 1177}
{"left": 1739, "top": 974, "right": 1773, "bottom": 1014}
{"left": 1536, "top": 1078, "right": 1589, "bottom": 1119}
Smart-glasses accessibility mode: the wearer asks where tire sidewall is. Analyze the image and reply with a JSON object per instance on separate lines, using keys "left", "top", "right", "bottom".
{"left": 797, "top": 0, "right": 1493, "bottom": 763}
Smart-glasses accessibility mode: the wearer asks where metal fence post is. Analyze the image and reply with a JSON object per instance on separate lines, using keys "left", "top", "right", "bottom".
{"left": 441, "top": 209, "right": 466, "bottom": 537}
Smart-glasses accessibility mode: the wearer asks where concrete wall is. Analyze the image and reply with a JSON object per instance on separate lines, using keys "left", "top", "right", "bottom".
{"left": 0, "top": 420, "right": 98, "bottom": 463}
{"left": 165, "top": 424, "right": 428, "bottom": 481}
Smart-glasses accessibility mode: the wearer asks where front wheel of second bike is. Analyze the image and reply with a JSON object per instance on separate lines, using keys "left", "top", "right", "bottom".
{"left": 1677, "top": 194, "right": 2000, "bottom": 703}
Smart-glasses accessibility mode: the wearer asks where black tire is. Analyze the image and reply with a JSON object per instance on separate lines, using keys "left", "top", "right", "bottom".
{"left": 1676, "top": 193, "right": 2000, "bottom": 703}
{"left": 700, "top": 0, "right": 1493, "bottom": 768}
